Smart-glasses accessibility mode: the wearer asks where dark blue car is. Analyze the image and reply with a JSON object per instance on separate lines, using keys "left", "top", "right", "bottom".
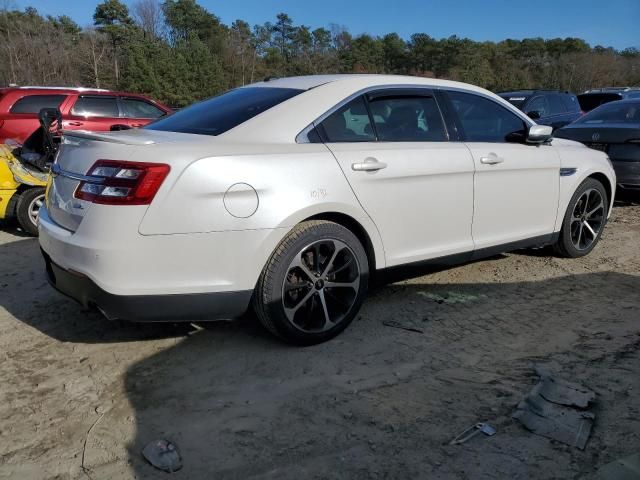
{"left": 497, "top": 90, "right": 582, "bottom": 130}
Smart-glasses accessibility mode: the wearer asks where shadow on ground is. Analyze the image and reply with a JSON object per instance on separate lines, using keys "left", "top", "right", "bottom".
{"left": 1, "top": 215, "right": 639, "bottom": 479}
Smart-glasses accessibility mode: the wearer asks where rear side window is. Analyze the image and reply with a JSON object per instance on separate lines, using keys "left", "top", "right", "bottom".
{"left": 449, "top": 91, "right": 527, "bottom": 143}
{"left": 72, "top": 96, "right": 119, "bottom": 117}
{"left": 577, "top": 93, "right": 622, "bottom": 112}
{"left": 562, "top": 94, "right": 581, "bottom": 113}
{"left": 547, "top": 94, "right": 567, "bottom": 115}
{"left": 9, "top": 94, "right": 66, "bottom": 114}
{"left": 121, "top": 98, "right": 165, "bottom": 119}
{"left": 146, "top": 87, "right": 302, "bottom": 136}
{"left": 369, "top": 95, "right": 446, "bottom": 142}
{"left": 318, "top": 97, "right": 375, "bottom": 142}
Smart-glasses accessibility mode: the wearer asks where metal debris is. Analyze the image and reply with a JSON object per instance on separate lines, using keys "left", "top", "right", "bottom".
{"left": 449, "top": 422, "right": 497, "bottom": 445}
{"left": 513, "top": 366, "right": 596, "bottom": 450}
{"left": 142, "top": 439, "right": 182, "bottom": 473}
{"left": 382, "top": 320, "right": 423, "bottom": 334}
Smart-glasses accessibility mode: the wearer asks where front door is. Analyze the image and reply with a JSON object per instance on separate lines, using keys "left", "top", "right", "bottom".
{"left": 445, "top": 90, "right": 560, "bottom": 249}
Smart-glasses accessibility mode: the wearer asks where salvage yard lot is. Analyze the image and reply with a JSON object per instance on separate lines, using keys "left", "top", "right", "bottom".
{"left": 1, "top": 198, "right": 639, "bottom": 480}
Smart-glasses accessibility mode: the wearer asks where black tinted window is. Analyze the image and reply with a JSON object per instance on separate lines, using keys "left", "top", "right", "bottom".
{"left": 121, "top": 98, "right": 165, "bottom": 119}
{"left": 369, "top": 95, "right": 446, "bottom": 142}
{"left": 449, "top": 91, "right": 527, "bottom": 143}
{"left": 146, "top": 87, "right": 302, "bottom": 136}
{"left": 318, "top": 97, "right": 375, "bottom": 142}
{"left": 10, "top": 94, "right": 66, "bottom": 114}
{"left": 547, "top": 94, "right": 567, "bottom": 115}
{"left": 72, "top": 96, "right": 119, "bottom": 117}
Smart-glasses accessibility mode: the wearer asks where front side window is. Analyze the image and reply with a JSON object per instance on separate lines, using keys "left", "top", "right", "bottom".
{"left": 10, "top": 94, "right": 66, "bottom": 114}
{"left": 449, "top": 91, "right": 528, "bottom": 143}
{"left": 121, "top": 98, "right": 165, "bottom": 119}
{"left": 317, "top": 97, "right": 375, "bottom": 142}
{"left": 71, "top": 96, "right": 119, "bottom": 117}
{"left": 146, "top": 87, "right": 303, "bottom": 136}
{"left": 525, "top": 96, "right": 549, "bottom": 117}
{"left": 369, "top": 95, "right": 446, "bottom": 142}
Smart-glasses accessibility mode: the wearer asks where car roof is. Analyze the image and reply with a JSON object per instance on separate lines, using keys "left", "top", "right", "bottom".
{"left": 497, "top": 89, "right": 571, "bottom": 96}
{"left": 248, "top": 74, "right": 491, "bottom": 95}
{"left": 0, "top": 86, "right": 156, "bottom": 97}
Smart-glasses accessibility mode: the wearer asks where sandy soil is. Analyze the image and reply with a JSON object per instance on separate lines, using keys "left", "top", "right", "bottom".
{"left": 0, "top": 195, "right": 639, "bottom": 479}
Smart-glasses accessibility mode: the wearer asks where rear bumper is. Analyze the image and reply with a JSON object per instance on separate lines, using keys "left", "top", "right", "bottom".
{"left": 42, "top": 249, "right": 252, "bottom": 322}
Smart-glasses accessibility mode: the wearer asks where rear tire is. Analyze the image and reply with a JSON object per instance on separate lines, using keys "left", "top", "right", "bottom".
{"left": 16, "top": 187, "right": 45, "bottom": 236}
{"left": 253, "top": 220, "right": 369, "bottom": 345}
{"left": 553, "top": 178, "right": 608, "bottom": 258}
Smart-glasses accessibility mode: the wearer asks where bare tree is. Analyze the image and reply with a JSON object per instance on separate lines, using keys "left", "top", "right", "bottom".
{"left": 132, "top": 0, "right": 163, "bottom": 40}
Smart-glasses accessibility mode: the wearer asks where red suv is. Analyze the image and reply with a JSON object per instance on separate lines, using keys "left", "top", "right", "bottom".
{"left": 0, "top": 87, "right": 172, "bottom": 144}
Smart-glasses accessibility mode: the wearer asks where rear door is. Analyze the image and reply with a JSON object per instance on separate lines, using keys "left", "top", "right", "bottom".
{"left": 64, "top": 95, "right": 126, "bottom": 132}
{"left": 444, "top": 90, "right": 560, "bottom": 249}
{"left": 1, "top": 93, "right": 67, "bottom": 143}
{"left": 320, "top": 89, "right": 475, "bottom": 266}
{"left": 119, "top": 97, "right": 167, "bottom": 128}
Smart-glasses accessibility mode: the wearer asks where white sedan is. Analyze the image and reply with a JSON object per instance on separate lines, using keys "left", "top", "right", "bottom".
{"left": 39, "top": 75, "right": 616, "bottom": 344}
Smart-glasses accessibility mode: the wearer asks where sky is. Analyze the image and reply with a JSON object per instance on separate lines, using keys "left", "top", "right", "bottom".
{"left": 11, "top": 0, "right": 640, "bottom": 50}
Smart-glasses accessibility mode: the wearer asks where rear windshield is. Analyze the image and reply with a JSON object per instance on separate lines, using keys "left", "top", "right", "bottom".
{"left": 145, "top": 87, "right": 303, "bottom": 136}
{"left": 577, "top": 93, "right": 622, "bottom": 112}
{"left": 575, "top": 101, "right": 640, "bottom": 125}
{"left": 10, "top": 94, "right": 66, "bottom": 114}
{"left": 498, "top": 93, "right": 529, "bottom": 109}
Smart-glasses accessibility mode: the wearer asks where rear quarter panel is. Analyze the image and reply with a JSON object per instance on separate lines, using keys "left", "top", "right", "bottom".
{"left": 137, "top": 142, "right": 386, "bottom": 268}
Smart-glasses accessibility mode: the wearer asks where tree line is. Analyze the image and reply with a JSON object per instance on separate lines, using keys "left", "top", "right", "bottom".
{"left": 1, "top": 0, "right": 638, "bottom": 107}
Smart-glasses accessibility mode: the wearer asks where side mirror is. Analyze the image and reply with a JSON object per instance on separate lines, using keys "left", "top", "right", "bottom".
{"left": 526, "top": 110, "right": 541, "bottom": 120}
{"left": 527, "top": 125, "right": 553, "bottom": 144}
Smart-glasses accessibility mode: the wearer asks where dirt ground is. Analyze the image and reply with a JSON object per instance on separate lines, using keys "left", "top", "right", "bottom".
{"left": 1, "top": 195, "right": 639, "bottom": 480}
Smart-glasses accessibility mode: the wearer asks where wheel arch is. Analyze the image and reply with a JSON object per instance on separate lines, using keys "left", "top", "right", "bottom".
{"left": 304, "top": 211, "right": 380, "bottom": 273}
{"left": 587, "top": 172, "right": 613, "bottom": 208}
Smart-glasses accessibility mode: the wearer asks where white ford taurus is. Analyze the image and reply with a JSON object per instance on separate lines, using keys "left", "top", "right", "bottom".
{"left": 39, "top": 75, "right": 616, "bottom": 344}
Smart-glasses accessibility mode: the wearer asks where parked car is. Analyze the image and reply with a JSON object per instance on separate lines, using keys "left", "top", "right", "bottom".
{"left": 497, "top": 89, "right": 582, "bottom": 130}
{"left": 555, "top": 99, "right": 640, "bottom": 191}
{"left": 39, "top": 75, "right": 615, "bottom": 345}
{"left": 0, "top": 86, "right": 172, "bottom": 144}
{"left": 578, "top": 87, "right": 640, "bottom": 113}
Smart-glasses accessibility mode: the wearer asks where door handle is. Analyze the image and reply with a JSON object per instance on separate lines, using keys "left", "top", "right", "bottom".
{"left": 480, "top": 154, "right": 504, "bottom": 165}
{"left": 352, "top": 158, "right": 387, "bottom": 172}
{"left": 65, "top": 121, "right": 84, "bottom": 127}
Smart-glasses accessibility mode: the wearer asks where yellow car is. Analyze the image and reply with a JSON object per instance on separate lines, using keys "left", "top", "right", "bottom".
{"left": 0, "top": 143, "right": 47, "bottom": 235}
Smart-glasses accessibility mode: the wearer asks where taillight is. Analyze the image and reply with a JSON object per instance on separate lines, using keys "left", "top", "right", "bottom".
{"left": 74, "top": 160, "right": 170, "bottom": 205}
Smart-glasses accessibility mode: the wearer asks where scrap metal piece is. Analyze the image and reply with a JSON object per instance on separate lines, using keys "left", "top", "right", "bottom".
{"left": 142, "top": 439, "right": 182, "bottom": 473}
{"left": 534, "top": 365, "right": 596, "bottom": 408}
{"left": 449, "top": 422, "right": 497, "bottom": 445}
{"left": 513, "top": 367, "right": 596, "bottom": 450}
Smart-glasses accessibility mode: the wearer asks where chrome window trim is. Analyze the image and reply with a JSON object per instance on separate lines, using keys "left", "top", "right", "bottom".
{"left": 296, "top": 84, "right": 535, "bottom": 143}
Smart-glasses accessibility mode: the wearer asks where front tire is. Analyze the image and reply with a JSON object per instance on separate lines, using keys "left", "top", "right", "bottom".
{"left": 253, "top": 220, "right": 369, "bottom": 345}
{"left": 554, "top": 178, "right": 608, "bottom": 258}
{"left": 16, "top": 187, "right": 45, "bottom": 236}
